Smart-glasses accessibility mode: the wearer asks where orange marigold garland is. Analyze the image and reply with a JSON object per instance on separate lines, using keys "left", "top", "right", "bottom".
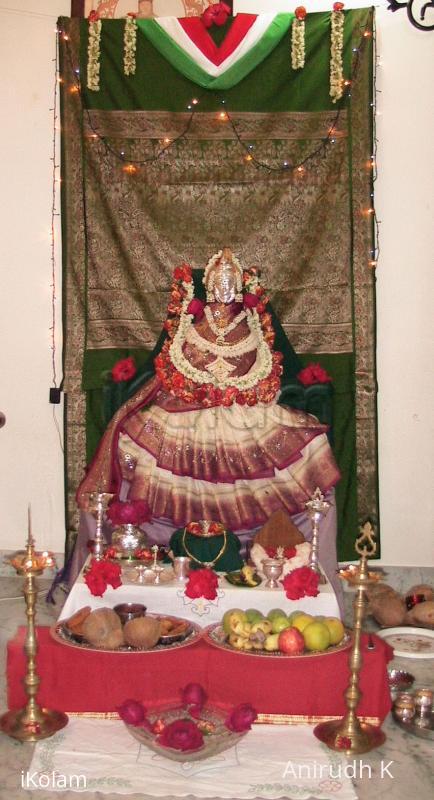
{"left": 291, "top": 8, "right": 306, "bottom": 71}
{"left": 330, "top": 3, "right": 345, "bottom": 103}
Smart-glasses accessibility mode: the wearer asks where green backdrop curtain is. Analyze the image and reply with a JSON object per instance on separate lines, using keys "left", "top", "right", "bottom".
{"left": 59, "top": 9, "right": 378, "bottom": 562}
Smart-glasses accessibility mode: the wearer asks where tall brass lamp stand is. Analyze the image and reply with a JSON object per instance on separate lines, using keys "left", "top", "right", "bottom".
{"left": 314, "top": 522, "right": 386, "bottom": 754}
{"left": 1, "top": 530, "right": 68, "bottom": 742}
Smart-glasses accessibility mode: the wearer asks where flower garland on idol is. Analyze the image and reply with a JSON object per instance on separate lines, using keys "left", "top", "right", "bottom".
{"left": 154, "top": 255, "right": 283, "bottom": 408}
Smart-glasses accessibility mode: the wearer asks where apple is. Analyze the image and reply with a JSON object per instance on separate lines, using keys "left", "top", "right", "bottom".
{"left": 323, "top": 617, "right": 345, "bottom": 645}
{"left": 271, "top": 615, "right": 291, "bottom": 634}
{"left": 278, "top": 626, "right": 305, "bottom": 655}
{"left": 222, "top": 609, "right": 247, "bottom": 636}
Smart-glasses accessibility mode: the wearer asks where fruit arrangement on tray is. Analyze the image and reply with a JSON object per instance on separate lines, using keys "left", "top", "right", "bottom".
{"left": 213, "top": 607, "right": 348, "bottom": 656}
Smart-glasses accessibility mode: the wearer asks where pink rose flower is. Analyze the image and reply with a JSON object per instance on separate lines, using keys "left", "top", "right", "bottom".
{"left": 243, "top": 292, "right": 259, "bottom": 310}
{"left": 187, "top": 298, "right": 205, "bottom": 320}
{"left": 225, "top": 703, "right": 258, "bottom": 732}
{"left": 158, "top": 719, "right": 204, "bottom": 752}
{"left": 180, "top": 683, "right": 208, "bottom": 710}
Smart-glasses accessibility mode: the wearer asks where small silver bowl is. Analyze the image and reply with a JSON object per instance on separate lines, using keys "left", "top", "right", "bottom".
{"left": 388, "top": 669, "right": 415, "bottom": 695}
{"left": 113, "top": 603, "right": 146, "bottom": 625}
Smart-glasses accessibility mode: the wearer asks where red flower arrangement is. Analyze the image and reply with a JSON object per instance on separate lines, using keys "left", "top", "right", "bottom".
{"left": 264, "top": 545, "right": 297, "bottom": 560}
{"left": 202, "top": 2, "right": 231, "bottom": 28}
{"left": 107, "top": 499, "right": 151, "bottom": 526}
{"left": 117, "top": 684, "right": 257, "bottom": 753}
{"left": 283, "top": 566, "right": 320, "bottom": 601}
{"left": 84, "top": 558, "right": 122, "bottom": 597}
{"left": 111, "top": 356, "right": 137, "bottom": 383}
{"left": 186, "top": 521, "right": 225, "bottom": 536}
{"left": 154, "top": 263, "right": 283, "bottom": 408}
{"left": 185, "top": 568, "right": 219, "bottom": 600}
{"left": 297, "top": 363, "right": 332, "bottom": 387}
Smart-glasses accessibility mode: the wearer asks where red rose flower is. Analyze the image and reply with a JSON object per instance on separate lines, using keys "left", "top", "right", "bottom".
{"left": 202, "top": 2, "right": 231, "bottom": 28}
{"left": 297, "top": 363, "right": 332, "bottom": 386}
{"left": 185, "top": 568, "right": 219, "bottom": 600}
{"left": 84, "top": 571, "right": 107, "bottom": 597}
{"left": 295, "top": 6, "right": 307, "bottom": 21}
{"left": 117, "top": 699, "right": 146, "bottom": 726}
{"left": 225, "top": 703, "right": 257, "bottom": 732}
{"left": 180, "top": 683, "right": 208, "bottom": 710}
{"left": 243, "top": 292, "right": 259, "bottom": 310}
{"left": 88, "top": 10, "right": 100, "bottom": 22}
{"left": 158, "top": 719, "right": 204, "bottom": 752}
{"left": 333, "top": 2, "right": 345, "bottom": 11}
{"left": 107, "top": 499, "right": 151, "bottom": 526}
{"left": 187, "top": 298, "right": 205, "bottom": 320}
{"left": 283, "top": 566, "right": 320, "bottom": 600}
{"left": 111, "top": 356, "right": 136, "bottom": 383}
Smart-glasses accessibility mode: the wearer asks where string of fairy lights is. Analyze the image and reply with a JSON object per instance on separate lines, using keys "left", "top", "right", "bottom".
{"left": 50, "top": 13, "right": 380, "bottom": 364}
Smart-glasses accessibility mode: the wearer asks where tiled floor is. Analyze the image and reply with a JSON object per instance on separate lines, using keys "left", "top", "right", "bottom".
{"left": 0, "top": 572, "right": 433, "bottom": 800}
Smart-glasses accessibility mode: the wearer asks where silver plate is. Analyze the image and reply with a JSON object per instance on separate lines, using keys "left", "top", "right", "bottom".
{"left": 51, "top": 613, "right": 201, "bottom": 653}
{"left": 204, "top": 623, "right": 352, "bottom": 659}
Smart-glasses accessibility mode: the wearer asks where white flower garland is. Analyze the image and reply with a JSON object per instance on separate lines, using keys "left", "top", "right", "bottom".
{"left": 291, "top": 19, "right": 305, "bottom": 70}
{"left": 87, "top": 19, "right": 102, "bottom": 92}
{"left": 186, "top": 324, "right": 257, "bottom": 358}
{"left": 204, "top": 305, "right": 247, "bottom": 340}
{"left": 330, "top": 10, "right": 345, "bottom": 103}
{"left": 124, "top": 16, "right": 137, "bottom": 76}
{"left": 169, "top": 304, "right": 273, "bottom": 391}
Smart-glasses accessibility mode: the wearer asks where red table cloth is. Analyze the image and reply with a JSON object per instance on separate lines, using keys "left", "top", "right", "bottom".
{"left": 7, "top": 627, "right": 392, "bottom": 724}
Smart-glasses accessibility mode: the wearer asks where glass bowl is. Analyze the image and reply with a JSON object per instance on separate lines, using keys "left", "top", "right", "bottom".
{"left": 123, "top": 704, "right": 246, "bottom": 762}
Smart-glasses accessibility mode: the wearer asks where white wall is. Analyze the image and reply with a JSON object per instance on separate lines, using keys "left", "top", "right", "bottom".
{"left": 0, "top": 2, "right": 432, "bottom": 563}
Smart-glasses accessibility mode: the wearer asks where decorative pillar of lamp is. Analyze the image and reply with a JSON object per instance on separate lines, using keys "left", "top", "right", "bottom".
{"left": 0, "top": 516, "right": 68, "bottom": 742}
{"left": 305, "top": 487, "right": 330, "bottom": 584}
{"left": 87, "top": 492, "right": 114, "bottom": 560}
{"left": 314, "top": 521, "right": 386, "bottom": 754}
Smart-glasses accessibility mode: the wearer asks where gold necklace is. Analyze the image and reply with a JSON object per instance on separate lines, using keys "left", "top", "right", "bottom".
{"left": 181, "top": 529, "right": 228, "bottom": 569}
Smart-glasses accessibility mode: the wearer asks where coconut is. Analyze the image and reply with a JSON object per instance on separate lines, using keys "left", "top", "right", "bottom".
{"left": 369, "top": 594, "right": 406, "bottom": 627}
{"left": 405, "top": 601, "right": 434, "bottom": 627}
{"left": 123, "top": 616, "right": 161, "bottom": 649}
{"left": 82, "top": 607, "right": 123, "bottom": 647}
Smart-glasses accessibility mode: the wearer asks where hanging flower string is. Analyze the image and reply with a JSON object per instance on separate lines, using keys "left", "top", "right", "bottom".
{"left": 124, "top": 13, "right": 137, "bottom": 76}
{"left": 291, "top": 7, "right": 306, "bottom": 71}
{"left": 87, "top": 11, "right": 102, "bottom": 91}
{"left": 330, "top": 3, "right": 345, "bottom": 103}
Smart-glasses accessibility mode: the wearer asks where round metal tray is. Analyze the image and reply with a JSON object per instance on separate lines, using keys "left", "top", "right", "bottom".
{"left": 204, "top": 623, "right": 352, "bottom": 659}
{"left": 51, "top": 613, "right": 201, "bottom": 653}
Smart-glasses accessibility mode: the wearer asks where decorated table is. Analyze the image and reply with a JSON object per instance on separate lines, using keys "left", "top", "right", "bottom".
{"left": 58, "top": 559, "right": 341, "bottom": 627}
{"left": 7, "top": 626, "right": 392, "bottom": 723}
